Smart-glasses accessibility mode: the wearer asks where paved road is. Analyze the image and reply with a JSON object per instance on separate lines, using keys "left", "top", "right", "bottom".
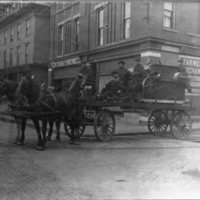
{"left": 1, "top": 120, "right": 200, "bottom": 199}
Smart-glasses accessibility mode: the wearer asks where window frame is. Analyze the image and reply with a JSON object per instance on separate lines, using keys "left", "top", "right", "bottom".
{"left": 25, "top": 43, "right": 29, "bottom": 64}
{"left": 9, "top": 48, "right": 13, "bottom": 67}
{"left": 16, "top": 46, "right": 20, "bottom": 66}
{"left": 25, "top": 19, "right": 30, "bottom": 36}
{"left": 122, "top": 2, "right": 131, "bottom": 40}
{"left": 3, "top": 50, "right": 7, "bottom": 68}
{"left": 4, "top": 31, "right": 7, "bottom": 45}
{"left": 17, "top": 24, "right": 21, "bottom": 40}
{"left": 97, "top": 8, "right": 104, "bottom": 46}
{"left": 10, "top": 28, "right": 14, "bottom": 42}
{"left": 58, "top": 25, "right": 64, "bottom": 55}
{"left": 74, "top": 17, "right": 80, "bottom": 51}
{"left": 163, "top": 2, "right": 176, "bottom": 29}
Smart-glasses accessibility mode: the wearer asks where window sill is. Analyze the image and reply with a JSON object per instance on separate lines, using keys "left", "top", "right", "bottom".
{"left": 187, "top": 32, "right": 200, "bottom": 38}
{"left": 162, "top": 28, "right": 178, "bottom": 33}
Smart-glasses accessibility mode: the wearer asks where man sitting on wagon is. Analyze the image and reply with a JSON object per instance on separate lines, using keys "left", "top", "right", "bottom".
{"left": 99, "top": 70, "right": 125, "bottom": 101}
{"left": 77, "top": 61, "right": 96, "bottom": 100}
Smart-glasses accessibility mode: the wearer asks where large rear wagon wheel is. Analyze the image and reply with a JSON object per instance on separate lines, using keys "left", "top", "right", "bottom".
{"left": 64, "top": 122, "right": 85, "bottom": 139}
{"left": 170, "top": 111, "right": 192, "bottom": 140}
{"left": 148, "top": 110, "right": 168, "bottom": 136}
{"left": 94, "top": 110, "right": 115, "bottom": 142}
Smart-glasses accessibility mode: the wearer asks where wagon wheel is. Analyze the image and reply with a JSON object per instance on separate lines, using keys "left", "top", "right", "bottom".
{"left": 94, "top": 110, "right": 115, "bottom": 142}
{"left": 148, "top": 110, "right": 168, "bottom": 136}
{"left": 64, "top": 122, "right": 85, "bottom": 139}
{"left": 170, "top": 111, "right": 192, "bottom": 140}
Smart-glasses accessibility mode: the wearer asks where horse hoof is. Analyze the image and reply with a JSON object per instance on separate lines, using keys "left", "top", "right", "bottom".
{"left": 69, "top": 140, "right": 81, "bottom": 145}
{"left": 14, "top": 140, "right": 24, "bottom": 145}
{"left": 35, "top": 146, "right": 45, "bottom": 151}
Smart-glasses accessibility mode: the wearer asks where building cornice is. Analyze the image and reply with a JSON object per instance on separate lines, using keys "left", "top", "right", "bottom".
{"left": 87, "top": 36, "right": 200, "bottom": 56}
{"left": 0, "top": 3, "right": 49, "bottom": 28}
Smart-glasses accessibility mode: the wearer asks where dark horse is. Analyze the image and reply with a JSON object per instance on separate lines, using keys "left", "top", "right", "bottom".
{"left": 15, "top": 75, "right": 83, "bottom": 150}
{"left": 0, "top": 78, "right": 45, "bottom": 150}
{"left": 0, "top": 79, "right": 62, "bottom": 145}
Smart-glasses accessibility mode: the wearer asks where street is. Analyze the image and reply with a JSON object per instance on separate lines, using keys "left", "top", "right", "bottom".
{"left": 1, "top": 119, "right": 200, "bottom": 200}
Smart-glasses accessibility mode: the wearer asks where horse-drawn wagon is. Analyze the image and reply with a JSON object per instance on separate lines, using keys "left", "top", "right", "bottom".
{"left": 63, "top": 63, "right": 193, "bottom": 142}
{"left": 0, "top": 63, "right": 193, "bottom": 149}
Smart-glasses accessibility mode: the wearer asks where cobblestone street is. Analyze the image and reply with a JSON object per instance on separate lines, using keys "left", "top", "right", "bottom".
{"left": 1, "top": 119, "right": 200, "bottom": 199}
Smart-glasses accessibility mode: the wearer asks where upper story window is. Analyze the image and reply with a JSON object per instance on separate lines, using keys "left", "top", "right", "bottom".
{"left": 64, "top": 21, "right": 72, "bottom": 54}
{"left": 25, "top": 43, "right": 30, "bottom": 64}
{"left": 17, "top": 24, "right": 21, "bottom": 40}
{"left": 58, "top": 25, "right": 64, "bottom": 55}
{"left": 3, "top": 50, "right": 7, "bottom": 68}
{"left": 163, "top": 2, "right": 175, "bottom": 29}
{"left": 74, "top": 18, "right": 80, "bottom": 51}
{"left": 122, "top": 2, "right": 131, "bottom": 39}
{"left": 97, "top": 8, "right": 104, "bottom": 46}
{"left": 16, "top": 46, "right": 20, "bottom": 66}
{"left": 106, "top": 3, "right": 116, "bottom": 44}
{"left": 9, "top": 48, "right": 13, "bottom": 67}
{"left": 4, "top": 31, "right": 7, "bottom": 45}
{"left": 10, "top": 28, "right": 14, "bottom": 42}
{"left": 25, "top": 19, "right": 30, "bottom": 36}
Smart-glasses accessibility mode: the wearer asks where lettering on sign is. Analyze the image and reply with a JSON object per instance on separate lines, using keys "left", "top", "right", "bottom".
{"left": 51, "top": 57, "right": 81, "bottom": 68}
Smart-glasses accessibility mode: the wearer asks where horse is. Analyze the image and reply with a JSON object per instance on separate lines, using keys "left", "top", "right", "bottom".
{"left": 0, "top": 79, "right": 62, "bottom": 144}
{"left": 15, "top": 75, "right": 83, "bottom": 149}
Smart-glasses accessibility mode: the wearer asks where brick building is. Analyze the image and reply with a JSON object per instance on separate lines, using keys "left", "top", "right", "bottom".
{"left": 0, "top": 2, "right": 50, "bottom": 84}
{"left": 50, "top": 1, "right": 200, "bottom": 109}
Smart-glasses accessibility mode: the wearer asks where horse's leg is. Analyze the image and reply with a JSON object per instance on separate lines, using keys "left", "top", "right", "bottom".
{"left": 69, "top": 122, "right": 80, "bottom": 145}
{"left": 32, "top": 119, "right": 44, "bottom": 151}
{"left": 14, "top": 117, "right": 21, "bottom": 143}
{"left": 55, "top": 120, "right": 61, "bottom": 141}
{"left": 19, "top": 118, "right": 26, "bottom": 145}
{"left": 42, "top": 120, "right": 47, "bottom": 145}
{"left": 47, "top": 121, "right": 53, "bottom": 141}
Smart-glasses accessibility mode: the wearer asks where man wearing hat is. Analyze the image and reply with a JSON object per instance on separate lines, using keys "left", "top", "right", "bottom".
{"left": 99, "top": 70, "right": 125, "bottom": 101}
{"left": 116, "top": 60, "right": 132, "bottom": 88}
{"left": 77, "top": 61, "right": 96, "bottom": 98}
{"left": 132, "top": 57, "right": 145, "bottom": 97}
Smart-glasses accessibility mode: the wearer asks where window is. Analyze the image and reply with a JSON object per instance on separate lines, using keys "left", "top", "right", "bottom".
{"left": 25, "top": 19, "right": 30, "bottom": 36}
{"left": 3, "top": 50, "right": 7, "bottom": 68}
{"left": 25, "top": 43, "right": 29, "bottom": 64}
{"left": 74, "top": 18, "right": 79, "bottom": 51}
{"left": 4, "top": 31, "right": 7, "bottom": 45}
{"left": 9, "top": 48, "right": 13, "bottom": 67}
{"left": 97, "top": 9, "right": 104, "bottom": 45}
{"left": 10, "top": 28, "right": 14, "bottom": 42}
{"left": 122, "top": 2, "right": 131, "bottom": 39}
{"left": 17, "top": 24, "right": 21, "bottom": 39}
{"left": 16, "top": 46, "right": 20, "bottom": 65}
{"left": 163, "top": 2, "right": 175, "bottom": 29}
{"left": 64, "top": 21, "right": 72, "bottom": 54}
{"left": 58, "top": 25, "right": 64, "bottom": 55}
{"left": 107, "top": 3, "right": 116, "bottom": 44}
